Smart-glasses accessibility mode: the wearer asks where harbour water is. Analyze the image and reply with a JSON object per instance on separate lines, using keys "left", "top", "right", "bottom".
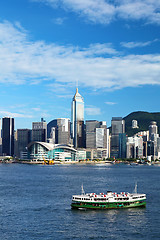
{"left": 0, "top": 163, "right": 160, "bottom": 239}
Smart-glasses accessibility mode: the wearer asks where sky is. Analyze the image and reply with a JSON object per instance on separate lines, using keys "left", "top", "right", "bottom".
{"left": 0, "top": 0, "right": 160, "bottom": 129}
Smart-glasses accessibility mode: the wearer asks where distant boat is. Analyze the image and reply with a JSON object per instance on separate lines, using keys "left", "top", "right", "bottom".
{"left": 105, "top": 161, "right": 113, "bottom": 164}
{"left": 130, "top": 162, "right": 138, "bottom": 166}
{"left": 71, "top": 184, "right": 146, "bottom": 210}
{"left": 147, "top": 162, "right": 152, "bottom": 166}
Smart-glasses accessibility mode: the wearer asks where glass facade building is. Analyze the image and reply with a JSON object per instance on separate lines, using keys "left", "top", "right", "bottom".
{"left": 111, "top": 117, "right": 125, "bottom": 158}
{"left": 17, "top": 129, "right": 31, "bottom": 158}
{"left": 119, "top": 133, "right": 127, "bottom": 159}
{"left": 47, "top": 118, "right": 70, "bottom": 145}
{"left": 0, "top": 119, "right": 2, "bottom": 155}
{"left": 27, "top": 142, "right": 77, "bottom": 161}
{"left": 32, "top": 119, "right": 47, "bottom": 142}
{"left": 86, "top": 120, "right": 107, "bottom": 149}
{"left": 71, "top": 88, "right": 84, "bottom": 148}
{"left": 2, "top": 117, "right": 14, "bottom": 156}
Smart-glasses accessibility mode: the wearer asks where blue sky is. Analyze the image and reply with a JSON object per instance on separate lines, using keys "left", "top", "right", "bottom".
{"left": 0, "top": 0, "right": 160, "bottom": 129}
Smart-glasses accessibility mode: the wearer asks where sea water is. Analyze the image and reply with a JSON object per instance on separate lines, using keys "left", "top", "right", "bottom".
{"left": 0, "top": 163, "right": 160, "bottom": 240}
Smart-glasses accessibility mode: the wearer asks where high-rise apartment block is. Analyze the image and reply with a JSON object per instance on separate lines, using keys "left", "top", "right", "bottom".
{"left": 149, "top": 121, "right": 158, "bottom": 140}
{"left": 148, "top": 121, "right": 159, "bottom": 160}
{"left": 32, "top": 118, "right": 47, "bottom": 142}
{"left": 126, "top": 135, "right": 143, "bottom": 159}
{"left": 132, "top": 120, "right": 139, "bottom": 129}
{"left": 2, "top": 117, "right": 14, "bottom": 156}
{"left": 71, "top": 88, "right": 84, "bottom": 148}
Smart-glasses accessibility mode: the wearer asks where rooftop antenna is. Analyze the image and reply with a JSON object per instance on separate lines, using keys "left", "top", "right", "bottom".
{"left": 76, "top": 79, "right": 78, "bottom": 92}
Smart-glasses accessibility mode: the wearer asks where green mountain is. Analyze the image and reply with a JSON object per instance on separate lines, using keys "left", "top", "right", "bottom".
{"left": 123, "top": 111, "right": 160, "bottom": 137}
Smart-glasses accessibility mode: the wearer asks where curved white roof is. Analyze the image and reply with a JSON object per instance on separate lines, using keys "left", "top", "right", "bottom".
{"left": 27, "top": 141, "right": 54, "bottom": 151}
{"left": 27, "top": 142, "right": 77, "bottom": 152}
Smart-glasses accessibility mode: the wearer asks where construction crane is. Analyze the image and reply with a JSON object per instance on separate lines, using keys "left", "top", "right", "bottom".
{"left": 42, "top": 156, "right": 54, "bottom": 165}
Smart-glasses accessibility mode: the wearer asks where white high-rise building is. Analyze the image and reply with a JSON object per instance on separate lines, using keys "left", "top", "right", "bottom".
{"left": 96, "top": 128, "right": 104, "bottom": 148}
{"left": 126, "top": 135, "right": 143, "bottom": 159}
{"left": 48, "top": 127, "right": 56, "bottom": 144}
{"left": 71, "top": 88, "right": 84, "bottom": 148}
{"left": 132, "top": 120, "right": 139, "bottom": 129}
{"left": 149, "top": 121, "right": 158, "bottom": 140}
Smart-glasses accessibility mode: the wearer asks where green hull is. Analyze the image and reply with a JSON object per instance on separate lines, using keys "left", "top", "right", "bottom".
{"left": 71, "top": 200, "right": 146, "bottom": 210}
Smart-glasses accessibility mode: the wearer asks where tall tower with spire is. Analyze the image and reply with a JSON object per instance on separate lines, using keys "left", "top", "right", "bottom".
{"left": 71, "top": 88, "right": 84, "bottom": 148}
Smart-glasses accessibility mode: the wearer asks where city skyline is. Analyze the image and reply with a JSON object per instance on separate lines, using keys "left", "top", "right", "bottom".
{"left": 0, "top": 0, "right": 160, "bottom": 130}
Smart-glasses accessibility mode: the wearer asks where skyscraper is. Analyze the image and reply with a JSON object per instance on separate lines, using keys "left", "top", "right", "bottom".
{"left": 32, "top": 118, "right": 47, "bottom": 142}
{"left": 86, "top": 120, "right": 99, "bottom": 149}
{"left": 0, "top": 119, "right": 2, "bottom": 155}
{"left": 119, "top": 133, "right": 127, "bottom": 159}
{"left": 149, "top": 121, "right": 158, "bottom": 140}
{"left": 148, "top": 121, "right": 158, "bottom": 160}
{"left": 71, "top": 88, "right": 84, "bottom": 148}
{"left": 111, "top": 117, "right": 125, "bottom": 158}
{"left": 132, "top": 120, "right": 139, "bottom": 129}
{"left": 86, "top": 120, "right": 107, "bottom": 149}
{"left": 47, "top": 118, "right": 70, "bottom": 145}
{"left": 2, "top": 117, "right": 14, "bottom": 156}
{"left": 16, "top": 129, "right": 31, "bottom": 158}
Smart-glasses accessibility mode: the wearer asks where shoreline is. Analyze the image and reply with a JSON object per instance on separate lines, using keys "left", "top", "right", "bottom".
{"left": 1, "top": 159, "right": 160, "bottom": 165}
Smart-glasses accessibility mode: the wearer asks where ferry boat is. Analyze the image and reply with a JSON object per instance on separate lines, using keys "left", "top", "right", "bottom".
{"left": 71, "top": 185, "right": 146, "bottom": 210}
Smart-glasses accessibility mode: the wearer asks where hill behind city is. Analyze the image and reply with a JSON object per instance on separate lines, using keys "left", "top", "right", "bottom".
{"left": 123, "top": 111, "right": 160, "bottom": 136}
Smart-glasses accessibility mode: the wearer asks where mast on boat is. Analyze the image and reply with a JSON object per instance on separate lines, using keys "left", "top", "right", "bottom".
{"left": 134, "top": 182, "right": 137, "bottom": 193}
{"left": 81, "top": 184, "right": 85, "bottom": 195}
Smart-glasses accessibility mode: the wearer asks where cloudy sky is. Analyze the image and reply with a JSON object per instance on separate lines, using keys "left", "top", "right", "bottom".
{"left": 0, "top": 0, "right": 160, "bottom": 129}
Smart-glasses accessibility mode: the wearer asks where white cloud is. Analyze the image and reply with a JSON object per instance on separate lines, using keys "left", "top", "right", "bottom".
{"left": 32, "top": 0, "right": 115, "bottom": 24}
{"left": 121, "top": 39, "right": 159, "bottom": 48}
{"left": 0, "top": 21, "right": 160, "bottom": 92}
{"left": 82, "top": 43, "right": 118, "bottom": 56}
{"left": 85, "top": 107, "right": 101, "bottom": 116}
{"left": 52, "top": 17, "right": 66, "bottom": 25}
{"left": 41, "top": 112, "right": 51, "bottom": 118}
{"left": 105, "top": 102, "right": 117, "bottom": 105}
{"left": 0, "top": 111, "right": 33, "bottom": 118}
{"left": 10, "top": 104, "right": 28, "bottom": 109}
{"left": 32, "top": 0, "right": 160, "bottom": 25}
{"left": 32, "top": 108, "right": 41, "bottom": 111}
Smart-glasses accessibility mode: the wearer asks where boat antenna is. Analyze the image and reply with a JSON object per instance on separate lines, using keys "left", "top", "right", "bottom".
{"left": 134, "top": 181, "right": 137, "bottom": 193}
{"left": 81, "top": 184, "right": 85, "bottom": 195}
